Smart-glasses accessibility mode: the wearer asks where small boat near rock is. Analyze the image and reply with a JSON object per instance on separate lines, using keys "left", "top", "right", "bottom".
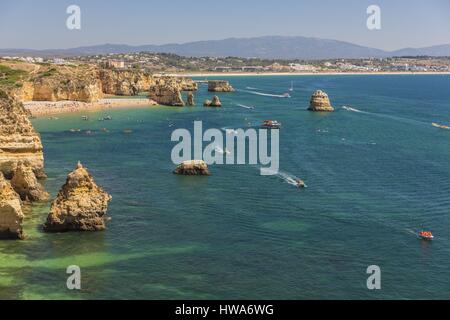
{"left": 261, "top": 120, "right": 282, "bottom": 129}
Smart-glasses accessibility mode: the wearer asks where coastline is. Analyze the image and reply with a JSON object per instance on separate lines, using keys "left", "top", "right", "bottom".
{"left": 169, "top": 71, "right": 450, "bottom": 77}
{"left": 22, "top": 71, "right": 450, "bottom": 117}
{"left": 24, "top": 98, "right": 157, "bottom": 117}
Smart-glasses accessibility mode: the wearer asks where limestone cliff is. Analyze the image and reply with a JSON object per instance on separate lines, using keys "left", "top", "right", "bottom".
{"left": 99, "top": 69, "right": 155, "bottom": 96}
{"left": 33, "top": 74, "right": 103, "bottom": 103}
{"left": 0, "top": 172, "right": 24, "bottom": 239}
{"left": 178, "top": 77, "right": 198, "bottom": 91}
{"left": 208, "top": 80, "right": 234, "bottom": 92}
{"left": 11, "top": 162, "right": 49, "bottom": 202}
{"left": 308, "top": 90, "right": 334, "bottom": 112}
{"left": 44, "top": 162, "right": 112, "bottom": 232}
{"left": 148, "top": 79, "right": 185, "bottom": 106}
{"left": 0, "top": 92, "right": 45, "bottom": 179}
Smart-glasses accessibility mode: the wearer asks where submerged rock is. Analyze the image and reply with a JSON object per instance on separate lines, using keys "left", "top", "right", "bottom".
{"left": 0, "top": 172, "right": 24, "bottom": 240}
{"left": 173, "top": 160, "right": 210, "bottom": 176}
{"left": 11, "top": 162, "right": 49, "bottom": 202}
{"left": 0, "top": 92, "right": 46, "bottom": 179}
{"left": 204, "top": 96, "right": 222, "bottom": 107}
{"left": 208, "top": 80, "right": 234, "bottom": 92}
{"left": 308, "top": 90, "right": 334, "bottom": 112}
{"left": 44, "top": 162, "right": 112, "bottom": 232}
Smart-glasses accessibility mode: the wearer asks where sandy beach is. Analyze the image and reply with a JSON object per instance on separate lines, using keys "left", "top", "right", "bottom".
{"left": 24, "top": 98, "right": 157, "bottom": 117}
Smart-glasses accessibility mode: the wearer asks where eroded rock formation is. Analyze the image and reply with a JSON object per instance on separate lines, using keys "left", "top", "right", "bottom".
{"left": 187, "top": 92, "right": 195, "bottom": 106}
{"left": 0, "top": 172, "right": 24, "bottom": 240}
{"left": 173, "top": 160, "right": 210, "bottom": 176}
{"left": 32, "top": 73, "right": 103, "bottom": 103}
{"left": 148, "top": 80, "right": 185, "bottom": 106}
{"left": 44, "top": 162, "right": 112, "bottom": 232}
{"left": 11, "top": 162, "right": 49, "bottom": 202}
{"left": 308, "top": 90, "right": 334, "bottom": 112}
{"left": 99, "top": 69, "right": 155, "bottom": 96}
{"left": 204, "top": 96, "right": 222, "bottom": 107}
{"left": 208, "top": 80, "right": 234, "bottom": 92}
{"left": 0, "top": 92, "right": 45, "bottom": 179}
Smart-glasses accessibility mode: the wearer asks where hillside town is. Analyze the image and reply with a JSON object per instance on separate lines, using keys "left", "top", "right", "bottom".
{"left": 1, "top": 52, "right": 449, "bottom": 74}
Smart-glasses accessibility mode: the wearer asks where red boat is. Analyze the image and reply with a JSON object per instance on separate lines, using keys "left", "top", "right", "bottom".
{"left": 419, "top": 231, "right": 434, "bottom": 240}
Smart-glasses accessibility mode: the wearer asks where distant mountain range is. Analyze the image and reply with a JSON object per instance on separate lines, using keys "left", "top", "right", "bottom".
{"left": 1, "top": 36, "right": 449, "bottom": 60}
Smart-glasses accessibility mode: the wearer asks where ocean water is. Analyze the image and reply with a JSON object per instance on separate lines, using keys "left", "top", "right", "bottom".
{"left": 1, "top": 75, "right": 450, "bottom": 299}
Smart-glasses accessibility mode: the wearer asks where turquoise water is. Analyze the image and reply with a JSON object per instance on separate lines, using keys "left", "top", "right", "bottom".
{"left": 1, "top": 75, "right": 450, "bottom": 299}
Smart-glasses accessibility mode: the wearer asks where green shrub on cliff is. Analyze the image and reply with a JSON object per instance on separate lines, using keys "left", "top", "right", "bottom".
{"left": 0, "top": 65, "right": 27, "bottom": 87}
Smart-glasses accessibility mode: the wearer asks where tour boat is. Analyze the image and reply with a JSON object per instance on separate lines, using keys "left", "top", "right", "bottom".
{"left": 282, "top": 92, "right": 291, "bottom": 98}
{"left": 296, "top": 179, "right": 306, "bottom": 188}
{"left": 419, "top": 231, "right": 434, "bottom": 240}
{"left": 261, "top": 120, "right": 282, "bottom": 129}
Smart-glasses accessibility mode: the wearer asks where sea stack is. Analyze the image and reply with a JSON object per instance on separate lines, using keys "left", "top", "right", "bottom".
{"left": 44, "top": 162, "right": 112, "bottom": 232}
{"left": 148, "top": 81, "right": 185, "bottom": 106}
{"left": 173, "top": 160, "right": 210, "bottom": 176}
{"left": 208, "top": 80, "right": 234, "bottom": 92}
{"left": 308, "top": 90, "right": 334, "bottom": 112}
{"left": 0, "top": 172, "right": 24, "bottom": 240}
{"left": 204, "top": 96, "right": 222, "bottom": 107}
{"left": 11, "top": 162, "right": 49, "bottom": 202}
{"left": 0, "top": 91, "right": 46, "bottom": 179}
{"left": 187, "top": 92, "right": 195, "bottom": 106}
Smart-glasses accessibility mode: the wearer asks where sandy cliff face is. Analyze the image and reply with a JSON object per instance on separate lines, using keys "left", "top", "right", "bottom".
{"left": 11, "top": 162, "right": 49, "bottom": 202}
{"left": 148, "top": 79, "right": 185, "bottom": 106}
{"left": 178, "top": 77, "right": 198, "bottom": 91}
{"left": 99, "top": 69, "right": 155, "bottom": 96}
{"left": 32, "top": 76, "right": 104, "bottom": 103}
{"left": 0, "top": 172, "right": 24, "bottom": 239}
{"left": 12, "top": 81, "right": 35, "bottom": 102}
{"left": 0, "top": 92, "right": 45, "bottom": 179}
{"left": 146, "top": 76, "right": 198, "bottom": 106}
{"left": 44, "top": 162, "right": 112, "bottom": 232}
{"left": 2, "top": 60, "right": 199, "bottom": 105}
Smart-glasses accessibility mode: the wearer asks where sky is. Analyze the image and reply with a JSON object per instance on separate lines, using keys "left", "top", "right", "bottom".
{"left": 0, "top": 0, "right": 449, "bottom": 51}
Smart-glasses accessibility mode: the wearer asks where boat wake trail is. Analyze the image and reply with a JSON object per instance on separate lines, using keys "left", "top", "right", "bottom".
{"left": 220, "top": 127, "right": 239, "bottom": 135}
{"left": 342, "top": 106, "right": 367, "bottom": 113}
{"left": 341, "top": 106, "right": 431, "bottom": 127}
{"left": 214, "top": 145, "right": 231, "bottom": 155}
{"left": 238, "top": 89, "right": 290, "bottom": 98}
{"left": 260, "top": 168, "right": 307, "bottom": 188}
{"left": 237, "top": 103, "right": 255, "bottom": 109}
